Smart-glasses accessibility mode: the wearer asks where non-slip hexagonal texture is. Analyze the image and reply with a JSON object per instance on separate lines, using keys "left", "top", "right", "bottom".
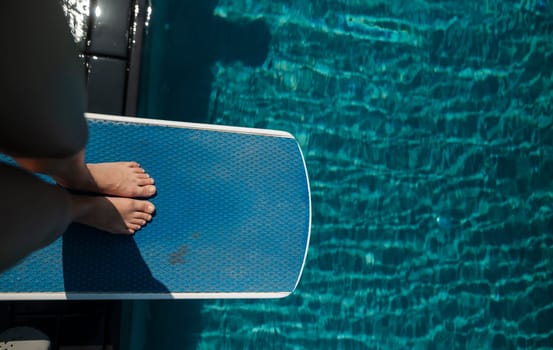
{"left": 0, "top": 114, "right": 311, "bottom": 299}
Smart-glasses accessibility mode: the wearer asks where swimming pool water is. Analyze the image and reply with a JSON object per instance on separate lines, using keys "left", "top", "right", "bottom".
{"left": 135, "top": 0, "right": 553, "bottom": 348}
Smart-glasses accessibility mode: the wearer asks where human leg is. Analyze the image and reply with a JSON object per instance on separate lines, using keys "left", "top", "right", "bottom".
{"left": 0, "top": 0, "right": 155, "bottom": 198}
{"left": 0, "top": 162, "right": 72, "bottom": 271}
{"left": 1, "top": 0, "right": 155, "bottom": 198}
{"left": 0, "top": 0, "right": 158, "bottom": 272}
{"left": 0, "top": 0, "right": 87, "bottom": 158}
{"left": 0, "top": 162, "right": 156, "bottom": 272}
{"left": 14, "top": 150, "right": 157, "bottom": 198}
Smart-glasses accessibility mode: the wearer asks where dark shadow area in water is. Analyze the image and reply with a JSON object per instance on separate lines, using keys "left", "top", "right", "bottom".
{"left": 138, "top": 0, "right": 271, "bottom": 122}
{"left": 142, "top": 300, "right": 203, "bottom": 350}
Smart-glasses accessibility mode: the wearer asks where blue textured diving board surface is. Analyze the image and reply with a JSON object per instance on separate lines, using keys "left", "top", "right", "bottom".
{"left": 0, "top": 114, "right": 311, "bottom": 299}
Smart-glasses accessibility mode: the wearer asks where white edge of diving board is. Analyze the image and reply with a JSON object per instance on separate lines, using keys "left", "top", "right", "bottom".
{"left": 85, "top": 113, "right": 294, "bottom": 139}
{"left": 292, "top": 142, "right": 312, "bottom": 293}
{"left": 0, "top": 291, "right": 290, "bottom": 301}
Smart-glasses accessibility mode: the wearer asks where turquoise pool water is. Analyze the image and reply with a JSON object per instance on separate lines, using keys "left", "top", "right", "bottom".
{"left": 131, "top": 0, "right": 553, "bottom": 348}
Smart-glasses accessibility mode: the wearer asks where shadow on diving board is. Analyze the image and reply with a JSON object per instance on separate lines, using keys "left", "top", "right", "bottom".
{"left": 63, "top": 224, "right": 170, "bottom": 298}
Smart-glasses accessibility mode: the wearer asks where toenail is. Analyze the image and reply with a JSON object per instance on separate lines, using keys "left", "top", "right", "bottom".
{"left": 149, "top": 187, "right": 155, "bottom": 194}
{"left": 148, "top": 205, "right": 155, "bottom": 212}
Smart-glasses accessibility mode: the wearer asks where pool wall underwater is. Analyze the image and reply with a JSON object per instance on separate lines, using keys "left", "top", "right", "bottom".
{"left": 126, "top": 0, "right": 553, "bottom": 349}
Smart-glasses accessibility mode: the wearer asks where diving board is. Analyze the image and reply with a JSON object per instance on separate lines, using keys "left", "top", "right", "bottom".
{"left": 0, "top": 113, "right": 311, "bottom": 299}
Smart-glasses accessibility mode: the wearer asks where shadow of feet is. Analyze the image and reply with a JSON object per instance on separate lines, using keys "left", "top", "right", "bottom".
{"left": 63, "top": 222, "right": 169, "bottom": 296}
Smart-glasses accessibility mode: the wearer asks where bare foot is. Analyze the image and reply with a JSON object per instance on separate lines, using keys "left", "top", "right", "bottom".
{"left": 56, "top": 162, "right": 156, "bottom": 198}
{"left": 14, "top": 152, "right": 156, "bottom": 198}
{"left": 72, "top": 195, "right": 155, "bottom": 234}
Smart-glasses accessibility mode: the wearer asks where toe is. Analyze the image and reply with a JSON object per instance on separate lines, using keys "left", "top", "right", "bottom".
{"left": 136, "top": 212, "right": 153, "bottom": 222}
{"left": 138, "top": 178, "right": 155, "bottom": 186}
{"left": 128, "top": 223, "right": 141, "bottom": 231}
{"left": 131, "top": 218, "right": 147, "bottom": 226}
{"left": 136, "top": 201, "right": 156, "bottom": 214}
{"left": 132, "top": 184, "right": 156, "bottom": 197}
{"left": 140, "top": 185, "right": 156, "bottom": 197}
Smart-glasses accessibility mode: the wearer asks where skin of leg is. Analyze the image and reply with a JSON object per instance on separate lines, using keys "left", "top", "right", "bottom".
{"left": 0, "top": 163, "right": 73, "bottom": 272}
{"left": 0, "top": 162, "right": 155, "bottom": 272}
{"left": 13, "top": 150, "right": 157, "bottom": 198}
{"left": 0, "top": 1, "right": 87, "bottom": 158}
